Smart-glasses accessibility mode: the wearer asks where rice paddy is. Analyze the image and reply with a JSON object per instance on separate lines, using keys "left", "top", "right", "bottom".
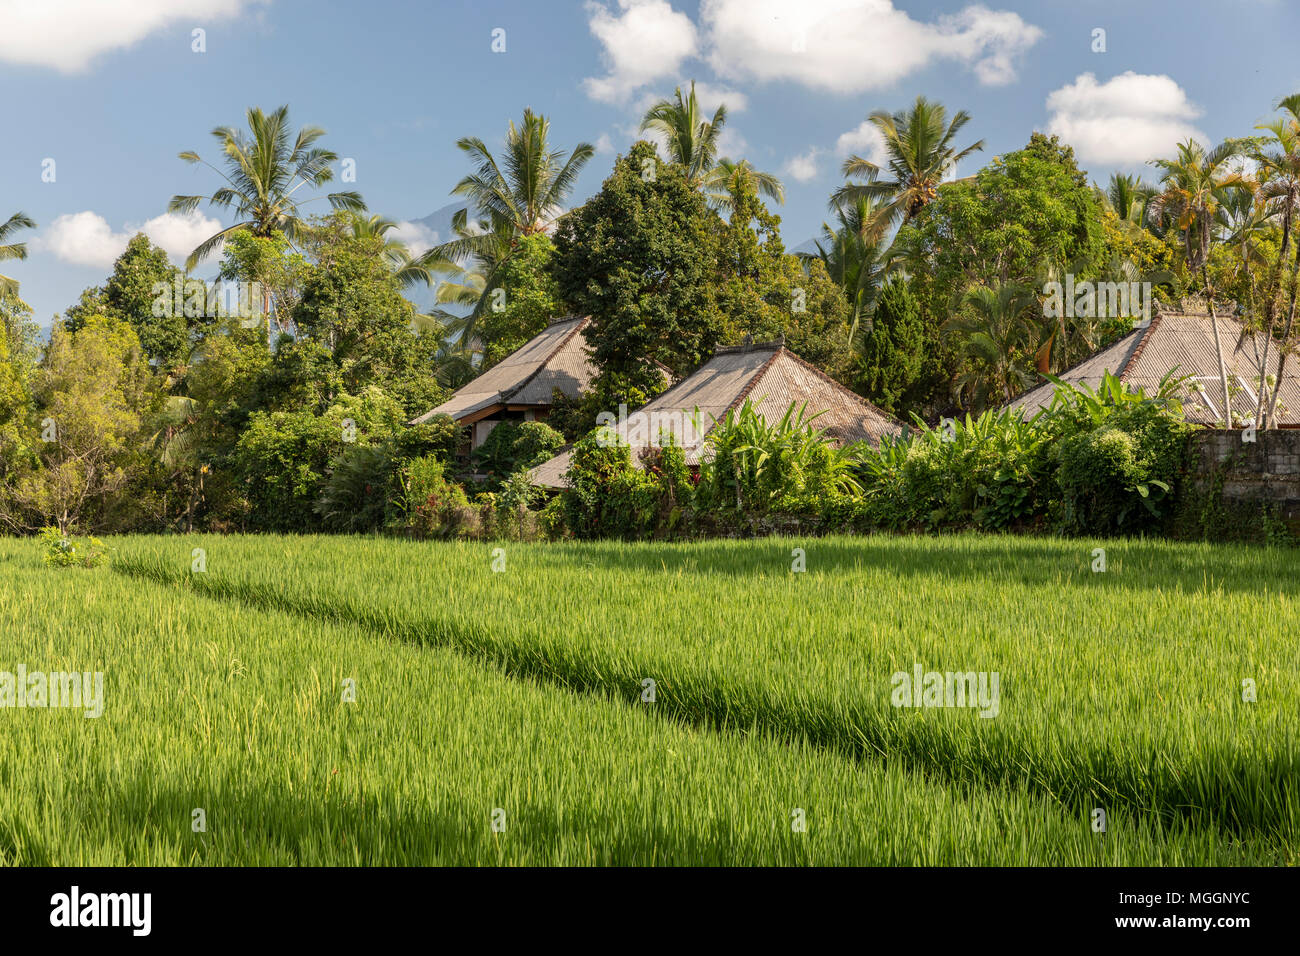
{"left": 2, "top": 533, "right": 1295, "bottom": 865}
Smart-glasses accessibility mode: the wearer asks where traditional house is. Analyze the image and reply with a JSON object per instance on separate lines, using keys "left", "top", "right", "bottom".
{"left": 1005, "top": 304, "right": 1300, "bottom": 426}
{"left": 410, "top": 316, "right": 596, "bottom": 449}
{"left": 529, "top": 338, "right": 902, "bottom": 488}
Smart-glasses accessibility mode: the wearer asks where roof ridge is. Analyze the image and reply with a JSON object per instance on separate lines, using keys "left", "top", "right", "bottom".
{"left": 501, "top": 317, "right": 589, "bottom": 402}
{"left": 714, "top": 338, "right": 784, "bottom": 355}
{"left": 1117, "top": 314, "right": 1160, "bottom": 381}
{"left": 710, "top": 347, "right": 784, "bottom": 436}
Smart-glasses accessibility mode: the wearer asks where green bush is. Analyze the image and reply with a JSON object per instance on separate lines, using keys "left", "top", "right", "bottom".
{"left": 392, "top": 455, "right": 475, "bottom": 539}
{"left": 472, "top": 420, "right": 565, "bottom": 484}
{"left": 315, "top": 444, "right": 394, "bottom": 533}
{"left": 560, "top": 429, "right": 664, "bottom": 540}
{"left": 39, "top": 527, "right": 110, "bottom": 568}
{"left": 233, "top": 387, "right": 404, "bottom": 532}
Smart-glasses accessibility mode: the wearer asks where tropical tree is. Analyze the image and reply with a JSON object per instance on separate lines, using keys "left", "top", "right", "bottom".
{"left": 419, "top": 109, "right": 593, "bottom": 355}
{"left": 704, "top": 158, "right": 785, "bottom": 215}
{"left": 944, "top": 282, "right": 1037, "bottom": 409}
{"left": 832, "top": 96, "right": 985, "bottom": 226}
{"left": 0, "top": 212, "right": 35, "bottom": 303}
{"left": 640, "top": 81, "right": 727, "bottom": 186}
{"left": 168, "top": 104, "right": 366, "bottom": 271}
{"left": 799, "top": 194, "right": 894, "bottom": 347}
{"left": 1150, "top": 137, "right": 1246, "bottom": 424}
{"left": 439, "top": 108, "right": 593, "bottom": 243}
{"left": 1101, "top": 173, "right": 1158, "bottom": 230}
{"left": 340, "top": 213, "right": 439, "bottom": 290}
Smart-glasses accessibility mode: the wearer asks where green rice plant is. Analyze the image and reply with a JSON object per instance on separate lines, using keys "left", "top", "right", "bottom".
{"left": 109, "top": 532, "right": 1300, "bottom": 852}
{"left": 1, "top": 541, "right": 1260, "bottom": 866}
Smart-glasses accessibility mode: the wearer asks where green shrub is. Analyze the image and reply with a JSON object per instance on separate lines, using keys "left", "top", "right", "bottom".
{"left": 560, "top": 428, "right": 663, "bottom": 540}
{"left": 39, "top": 527, "right": 110, "bottom": 568}
{"left": 315, "top": 444, "right": 394, "bottom": 533}
{"left": 472, "top": 420, "right": 566, "bottom": 484}
{"left": 392, "top": 455, "right": 475, "bottom": 539}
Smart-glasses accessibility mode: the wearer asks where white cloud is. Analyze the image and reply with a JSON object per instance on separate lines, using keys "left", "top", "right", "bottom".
{"left": 1046, "top": 72, "right": 1206, "bottom": 167}
{"left": 700, "top": 0, "right": 1042, "bottom": 93}
{"left": 715, "top": 126, "right": 747, "bottom": 158}
{"left": 35, "top": 210, "right": 223, "bottom": 269}
{"left": 594, "top": 132, "right": 616, "bottom": 154}
{"left": 583, "top": 0, "right": 699, "bottom": 103}
{"left": 836, "top": 120, "right": 888, "bottom": 166}
{"left": 137, "top": 211, "right": 225, "bottom": 261}
{"left": 34, "top": 212, "right": 126, "bottom": 269}
{"left": 0, "top": 0, "right": 267, "bottom": 73}
{"left": 784, "top": 148, "right": 822, "bottom": 182}
{"left": 389, "top": 220, "right": 438, "bottom": 256}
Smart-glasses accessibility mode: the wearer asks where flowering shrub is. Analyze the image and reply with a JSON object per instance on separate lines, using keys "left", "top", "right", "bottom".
{"left": 39, "top": 527, "right": 111, "bottom": 568}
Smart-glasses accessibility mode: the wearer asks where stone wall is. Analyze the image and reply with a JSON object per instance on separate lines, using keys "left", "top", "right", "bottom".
{"left": 1186, "top": 429, "right": 1300, "bottom": 532}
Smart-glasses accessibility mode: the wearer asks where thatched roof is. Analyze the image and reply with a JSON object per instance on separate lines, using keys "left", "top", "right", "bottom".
{"left": 409, "top": 317, "right": 596, "bottom": 425}
{"left": 1006, "top": 304, "right": 1300, "bottom": 426}
{"left": 529, "top": 340, "right": 902, "bottom": 488}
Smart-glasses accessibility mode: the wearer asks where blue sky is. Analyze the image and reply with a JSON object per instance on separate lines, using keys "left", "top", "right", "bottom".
{"left": 3, "top": 0, "right": 1298, "bottom": 327}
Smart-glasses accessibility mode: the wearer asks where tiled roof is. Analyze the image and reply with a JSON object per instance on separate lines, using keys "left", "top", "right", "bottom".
{"left": 529, "top": 342, "right": 902, "bottom": 488}
{"left": 409, "top": 317, "right": 596, "bottom": 424}
{"left": 1006, "top": 306, "right": 1300, "bottom": 426}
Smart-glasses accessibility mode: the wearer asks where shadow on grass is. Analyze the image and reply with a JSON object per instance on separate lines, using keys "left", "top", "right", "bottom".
{"left": 108, "top": 556, "right": 1300, "bottom": 850}
{"left": 508, "top": 532, "right": 1300, "bottom": 598}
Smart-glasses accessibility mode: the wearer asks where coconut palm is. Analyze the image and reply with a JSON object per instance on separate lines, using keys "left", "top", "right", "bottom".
{"left": 799, "top": 194, "right": 895, "bottom": 349}
{"left": 0, "top": 212, "right": 35, "bottom": 302}
{"left": 1101, "top": 173, "right": 1158, "bottom": 230}
{"left": 944, "top": 281, "right": 1037, "bottom": 409}
{"left": 832, "top": 96, "right": 984, "bottom": 226}
{"left": 168, "top": 105, "right": 365, "bottom": 271}
{"left": 416, "top": 110, "right": 592, "bottom": 351}
{"left": 440, "top": 108, "right": 593, "bottom": 244}
{"left": 640, "top": 81, "right": 727, "bottom": 186}
{"left": 704, "top": 158, "right": 785, "bottom": 215}
{"left": 341, "top": 213, "right": 439, "bottom": 290}
{"left": 1150, "top": 137, "right": 1247, "bottom": 424}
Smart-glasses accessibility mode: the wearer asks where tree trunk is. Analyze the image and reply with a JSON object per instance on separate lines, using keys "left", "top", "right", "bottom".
{"left": 1267, "top": 240, "right": 1300, "bottom": 426}
{"left": 1202, "top": 266, "right": 1233, "bottom": 426}
{"left": 1257, "top": 200, "right": 1293, "bottom": 428}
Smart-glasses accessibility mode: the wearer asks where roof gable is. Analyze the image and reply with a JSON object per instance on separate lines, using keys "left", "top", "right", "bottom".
{"left": 1006, "top": 306, "right": 1300, "bottom": 425}
{"left": 410, "top": 317, "right": 596, "bottom": 424}
{"left": 529, "top": 342, "right": 902, "bottom": 487}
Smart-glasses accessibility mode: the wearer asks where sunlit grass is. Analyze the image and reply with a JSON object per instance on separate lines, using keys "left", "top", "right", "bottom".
{"left": 101, "top": 532, "right": 1300, "bottom": 860}
{"left": 2, "top": 542, "right": 1265, "bottom": 865}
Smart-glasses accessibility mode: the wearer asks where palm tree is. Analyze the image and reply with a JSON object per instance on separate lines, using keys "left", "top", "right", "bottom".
{"left": 944, "top": 281, "right": 1037, "bottom": 409}
{"left": 1150, "top": 137, "right": 1246, "bottom": 424}
{"left": 1101, "top": 173, "right": 1157, "bottom": 229}
{"left": 417, "top": 110, "right": 592, "bottom": 357}
{"left": 799, "top": 195, "right": 895, "bottom": 349}
{"left": 441, "top": 108, "right": 593, "bottom": 241}
{"left": 0, "top": 212, "right": 36, "bottom": 303}
{"left": 832, "top": 96, "right": 984, "bottom": 226}
{"left": 340, "top": 213, "right": 440, "bottom": 290}
{"left": 1252, "top": 95, "right": 1300, "bottom": 426}
{"left": 640, "top": 81, "right": 727, "bottom": 186}
{"left": 168, "top": 104, "right": 366, "bottom": 271}
{"left": 704, "top": 158, "right": 785, "bottom": 216}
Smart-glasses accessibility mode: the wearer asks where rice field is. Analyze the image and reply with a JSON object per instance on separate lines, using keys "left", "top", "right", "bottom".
{"left": 2, "top": 532, "right": 1295, "bottom": 865}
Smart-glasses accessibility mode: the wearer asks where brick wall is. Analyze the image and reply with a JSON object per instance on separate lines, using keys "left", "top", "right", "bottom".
{"left": 1186, "top": 429, "right": 1300, "bottom": 531}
